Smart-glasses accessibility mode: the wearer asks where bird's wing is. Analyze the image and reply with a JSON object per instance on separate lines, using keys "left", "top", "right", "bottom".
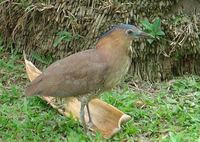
{"left": 25, "top": 50, "right": 108, "bottom": 97}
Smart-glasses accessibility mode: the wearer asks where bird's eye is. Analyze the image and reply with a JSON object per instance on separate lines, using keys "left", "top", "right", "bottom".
{"left": 126, "top": 29, "right": 134, "bottom": 35}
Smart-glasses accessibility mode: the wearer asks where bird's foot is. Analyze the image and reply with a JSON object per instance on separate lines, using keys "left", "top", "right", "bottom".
{"left": 86, "top": 121, "right": 97, "bottom": 130}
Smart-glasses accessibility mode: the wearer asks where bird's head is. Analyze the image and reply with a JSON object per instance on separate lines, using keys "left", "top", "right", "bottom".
{"left": 111, "top": 24, "right": 151, "bottom": 39}
{"left": 96, "top": 24, "right": 151, "bottom": 50}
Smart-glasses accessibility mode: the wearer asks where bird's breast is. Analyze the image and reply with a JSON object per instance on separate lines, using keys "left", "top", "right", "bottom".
{"left": 104, "top": 55, "right": 131, "bottom": 89}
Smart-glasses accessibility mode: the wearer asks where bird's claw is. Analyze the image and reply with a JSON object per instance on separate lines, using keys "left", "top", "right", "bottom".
{"left": 87, "top": 121, "right": 97, "bottom": 130}
{"left": 87, "top": 121, "right": 94, "bottom": 129}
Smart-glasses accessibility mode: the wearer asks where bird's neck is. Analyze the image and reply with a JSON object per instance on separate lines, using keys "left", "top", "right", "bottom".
{"left": 96, "top": 36, "right": 132, "bottom": 57}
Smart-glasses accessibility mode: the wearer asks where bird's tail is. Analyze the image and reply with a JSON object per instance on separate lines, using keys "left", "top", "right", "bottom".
{"left": 25, "top": 75, "right": 43, "bottom": 96}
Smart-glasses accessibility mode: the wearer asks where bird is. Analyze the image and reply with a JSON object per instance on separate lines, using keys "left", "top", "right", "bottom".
{"left": 25, "top": 24, "right": 150, "bottom": 131}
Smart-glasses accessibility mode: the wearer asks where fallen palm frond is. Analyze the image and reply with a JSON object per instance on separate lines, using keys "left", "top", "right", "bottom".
{"left": 1, "top": 0, "right": 200, "bottom": 81}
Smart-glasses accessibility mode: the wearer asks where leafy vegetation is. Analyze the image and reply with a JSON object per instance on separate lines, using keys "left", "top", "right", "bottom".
{"left": 53, "top": 31, "right": 81, "bottom": 47}
{"left": 0, "top": 48, "right": 200, "bottom": 141}
{"left": 140, "top": 18, "right": 165, "bottom": 43}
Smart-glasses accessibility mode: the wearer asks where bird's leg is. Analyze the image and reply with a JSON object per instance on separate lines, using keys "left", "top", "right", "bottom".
{"left": 86, "top": 103, "right": 94, "bottom": 128}
{"left": 80, "top": 102, "right": 87, "bottom": 132}
{"left": 86, "top": 104, "right": 92, "bottom": 123}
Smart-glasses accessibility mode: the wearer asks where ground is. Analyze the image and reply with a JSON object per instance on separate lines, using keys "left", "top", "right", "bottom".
{"left": 0, "top": 49, "right": 200, "bottom": 142}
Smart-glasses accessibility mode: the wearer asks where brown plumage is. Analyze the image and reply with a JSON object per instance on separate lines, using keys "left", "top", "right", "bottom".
{"left": 25, "top": 24, "right": 150, "bottom": 131}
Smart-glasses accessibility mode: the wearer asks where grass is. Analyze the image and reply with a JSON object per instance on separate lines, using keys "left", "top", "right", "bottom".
{"left": 0, "top": 50, "right": 200, "bottom": 142}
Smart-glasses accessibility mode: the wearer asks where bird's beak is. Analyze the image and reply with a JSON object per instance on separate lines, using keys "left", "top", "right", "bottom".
{"left": 135, "top": 30, "right": 153, "bottom": 38}
{"left": 138, "top": 31, "right": 152, "bottom": 38}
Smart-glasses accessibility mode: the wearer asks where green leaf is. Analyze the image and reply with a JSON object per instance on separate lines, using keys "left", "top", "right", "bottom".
{"left": 147, "top": 39, "right": 154, "bottom": 44}
{"left": 157, "top": 31, "right": 165, "bottom": 36}
{"left": 53, "top": 36, "right": 65, "bottom": 47}
{"left": 53, "top": 31, "right": 74, "bottom": 47}
{"left": 63, "top": 36, "right": 72, "bottom": 42}
{"left": 57, "top": 31, "right": 72, "bottom": 37}
{"left": 152, "top": 19, "right": 161, "bottom": 33}
{"left": 153, "top": 19, "right": 161, "bottom": 29}
{"left": 140, "top": 19, "right": 152, "bottom": 30}
{"left": 141, "top": 18, "right": 165, "bottom": 38}
{"left": 31, "top": 53, "right": 48, "bottom": 65}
